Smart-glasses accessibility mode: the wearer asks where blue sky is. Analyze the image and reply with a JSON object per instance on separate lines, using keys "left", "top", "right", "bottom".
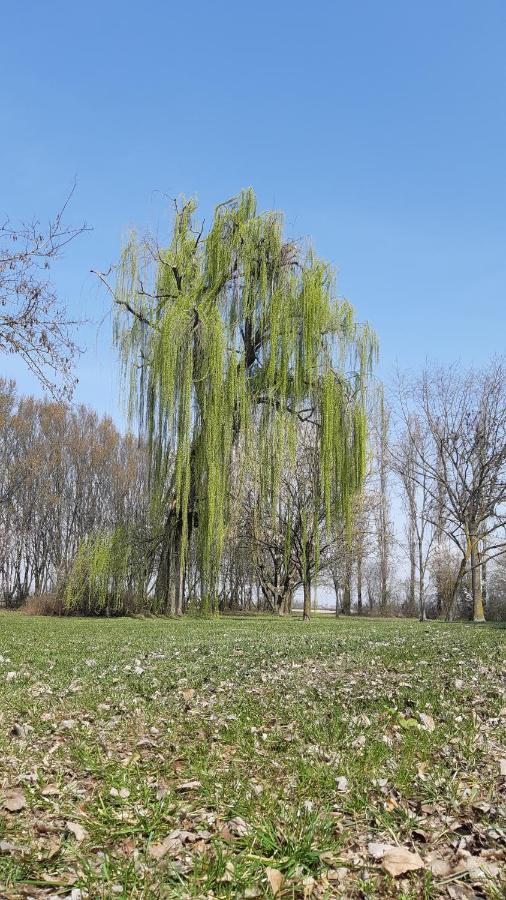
{"left": 1, "top": 0, "right": 505, "bottom": 422}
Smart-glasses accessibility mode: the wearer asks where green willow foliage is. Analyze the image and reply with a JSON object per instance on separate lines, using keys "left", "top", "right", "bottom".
{"left": 114, "top": 189, "right": 377, "bottom": 600}
{"left": 63, "top": 527, "right": 137, "bottom": 616}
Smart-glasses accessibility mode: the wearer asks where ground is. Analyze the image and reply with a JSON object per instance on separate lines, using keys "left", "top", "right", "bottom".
{"left": 0, "top": 615, "right": 504, "bottom": 900}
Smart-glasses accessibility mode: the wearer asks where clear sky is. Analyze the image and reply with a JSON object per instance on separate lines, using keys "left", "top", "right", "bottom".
{"left": 1, "top": 0, "right": 505, "bottom": 422}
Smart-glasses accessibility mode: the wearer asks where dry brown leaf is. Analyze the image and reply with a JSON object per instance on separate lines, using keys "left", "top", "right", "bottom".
{"left": 447, "top": 884, "right": 478, "bottom": 899}
{"left": 419, "top": 713, "right": 435, "bottom": 732}
{"left": 176, "top": 780, "right": 202, "bottom": 792}
{"left": 220, "top": 860, "right": 235, "bottom": 882}
{"left": 182, "top": 688, "right": 195, "bottom": 702}
{"left": 148, "top": 833, "right": 182, "bottom": 860}
{"left": 456, "top": 853, "right": 501, "bottom": 880}
{"left": 3, "top": 789, "right": 26, "bottom": 812}
{"left": 66, "top": 821, "right": 88, "bottom": 843}
{"left": 227, "top": 815, "right": 251, "bottom": 837}
{"left": 381, "top": 846, "right": 425, "bottom": 877}
{"left": 41, "top": 783, "right": 60, "bottom": 797}
{"left": 266, "top": 866, "right": 284, "bottom": 896}
{"left": 426, "top": 852, "right": 452, "bottom": 878}
{"left": 368, "top": 842, "right": 391, "bottom": 859}
{"left": 326, "top": 867, "right": 348, "bottom": 882}
{"left": 217, "top": 822, "right": 234, "bottom": 842}
{"left": 0, "top": 840, "right": 27, "bottom": 854}
{"left": 42, "top": 837, "right": 62, "bottom": 860}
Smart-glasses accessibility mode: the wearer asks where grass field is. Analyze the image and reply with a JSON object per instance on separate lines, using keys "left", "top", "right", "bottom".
{"left": 0, "top": 614, "right": 504, "bottom": 899}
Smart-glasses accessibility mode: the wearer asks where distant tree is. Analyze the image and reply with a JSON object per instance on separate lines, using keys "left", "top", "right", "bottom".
{"left": 392, "top": 417, "right": 436, "bottom": 621}
{"left": 373, "top": 392, "right": 392, "bottom": 614}
{"left": 488, "top": 552, "right": 506, "bottom": 620}
{"left": 0, "top": 188, "right": 87, "bottom": 398}
{"left": 398, "top": 361, "right": 506, "bottom": 622}
{"left": 0, "top": 380, "right": 148, "bottom": 609}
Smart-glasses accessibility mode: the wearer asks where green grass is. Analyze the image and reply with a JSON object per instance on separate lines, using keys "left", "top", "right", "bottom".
{"left": 0, "top": 614, "right": 504, "bottom": 898}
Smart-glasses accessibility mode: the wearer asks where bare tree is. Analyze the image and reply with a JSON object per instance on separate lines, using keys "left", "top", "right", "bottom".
{"left": 397, "top": 361, "right": 506, "bottom": 622}
{"left": 373, "top": 392, "right": 393, "bottom": 614}
{"left": 393, "top": 418, "right": 436, "bottom": 620}
{"left": 0, "top": 187, "right": 88, "bottom": 398}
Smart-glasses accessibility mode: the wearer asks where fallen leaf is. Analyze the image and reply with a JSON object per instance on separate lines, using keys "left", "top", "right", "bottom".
{"left": 42, "top": 836, "right": 61, "bottom": 860}
{"left": 425, "top": 850, "right": 453, "bottom": 877}
{"left": 336, "top": 776, "right": 348, "bottom": 792}
{"left": 220, "top": 860, "right": 235, "bottom": 882}
{"left": 227, "top": 815, "right": 251, "bottom": 837}
{"left": 66, "top": 821, "right": 88, "bottom": 842}
{"left": 447, "top": 885, "right": 478, "bottom": 899}
{"left": 381, "top": 846, "right": 425, "bottom": 877}
{"left": 368, "top": 841, "right": 391, "bottom": 860}
{"left": 41, "top": 783, "right": 60, "bottom": 797}
{"left": 419, "top": 713, "right": 435, "bottom": 732}
{"left": 326, "top": 867, "right": 348, "bottom": 882}
{"left": 182, "top": 688, "right": 195, "bottom": 702}
{"left": 3, "top": 789, "right": 26, "bottom": 812}
{"left": 266, "top": 866, "right": 284, "bottom": 896}
{"left": 176, "top": 780, "right": 202, "bottom": 792}
{"left": 148, "top": 832, "right": 182, "bottom": 860}
{"left": 217, "top": 822, "right": 234, "bottom": 842}
{"left": 456, "top": 853, "right": 501, "bottom": 880}
{"left": 0, "top": 840, "right": 27, "bottom": 854}
{"left": 10, "top": 723, "right": 30, "bottom": 738}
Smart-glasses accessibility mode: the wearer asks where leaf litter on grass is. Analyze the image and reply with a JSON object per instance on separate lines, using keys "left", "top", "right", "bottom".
{"left": 0, "top": 613, "right": 504, "bottom": 898}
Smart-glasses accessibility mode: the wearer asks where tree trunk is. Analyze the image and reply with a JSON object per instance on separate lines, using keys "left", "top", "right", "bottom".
{"left": 174, "top": 550, "right": 184, "bottom": 616}
{"left": 302, "top": 575, "right": 311, "bottom": 621}
{"left": 445, "top": 556, "right": 467, "bottom": 621}
{"left": 471, "top": 538, "right": 485, "bottom": 622}
{"left": 418, "top": 541, "right": 426, "bottom": 621}
{"left": 333, "top": 574, "right": 340, "bottom": 617}
{"left": 409, "top": 524, "right": 416, "bottom": 617}
{"left": 481, "top": 539, "right": 487, "bottom": 614}
{"left": 356, "top": 551, "right": 363, "bottom": 615}
{"left": 342, "top": 560, "right": 351, "bottom": 615}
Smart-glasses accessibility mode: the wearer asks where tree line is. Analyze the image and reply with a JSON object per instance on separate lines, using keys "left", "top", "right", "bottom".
{"left": 0, "top": 379, "right": 147, "bottom": 609}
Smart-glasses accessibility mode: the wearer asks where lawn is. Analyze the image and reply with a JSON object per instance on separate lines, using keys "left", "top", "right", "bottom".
{"left": 0, "top": 614, "right": 504, "bottom": 899}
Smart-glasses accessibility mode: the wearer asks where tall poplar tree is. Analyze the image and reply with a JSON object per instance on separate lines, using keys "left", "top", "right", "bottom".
{"left": 110, "top": 190, "right": 376, "bottom": 612}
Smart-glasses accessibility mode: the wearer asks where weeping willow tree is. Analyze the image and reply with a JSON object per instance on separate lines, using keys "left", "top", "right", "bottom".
{"left": 109, "top": 189, "right": 377, "bottom": 616}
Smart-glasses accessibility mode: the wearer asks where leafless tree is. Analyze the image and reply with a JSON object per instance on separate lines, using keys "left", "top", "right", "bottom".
{"left": 392, "top": 418, "right": 437, "bottom": 620}
{"left": 396, "top": 360, "right": 506, "bottom": 621}
{"left": 0, "top": 187, "right": 88, "bottom": 398}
